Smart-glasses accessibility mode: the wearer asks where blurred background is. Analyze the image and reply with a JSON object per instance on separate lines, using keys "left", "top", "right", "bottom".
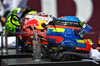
{"left": 0, "top": 0, "right": 100, "bottom": 49}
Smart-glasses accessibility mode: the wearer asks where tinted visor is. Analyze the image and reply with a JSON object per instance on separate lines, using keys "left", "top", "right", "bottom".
{"left": 52, "top": 20, "right": 83, "bottom": 27}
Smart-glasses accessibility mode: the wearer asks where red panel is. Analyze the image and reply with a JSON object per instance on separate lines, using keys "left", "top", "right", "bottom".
{"left": 84, "top": 0, "right": 100, "bottom": 48}
{"left": 27, "top": 0, "right": 41, "bottom": 12}
{"left": 57, "top": 0, "right": 76, "bottom": 17}
{"left": 46, "top": 36, "right": 63, "bottom": 43}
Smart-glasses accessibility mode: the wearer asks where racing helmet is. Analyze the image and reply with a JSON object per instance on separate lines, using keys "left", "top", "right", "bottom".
{"left": 46, "top": 16, "right": 92, "bottom": 52}
{"left": 5, "top": 7, "right": 37, "bottom": 34}
{"left": 21, "top": 12, "right": 52, "bottom": 30}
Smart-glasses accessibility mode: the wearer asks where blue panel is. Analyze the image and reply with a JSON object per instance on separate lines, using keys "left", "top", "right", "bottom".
{"left": 56, "top": 16, "right": 81, "bottom": 22}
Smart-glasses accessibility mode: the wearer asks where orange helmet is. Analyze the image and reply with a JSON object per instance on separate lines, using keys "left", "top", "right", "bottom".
{"left": 22, "top": 12, "right": 52, "bottom": 30}
{"left": 20, "top": 12, "right": 54, "bottom": 41}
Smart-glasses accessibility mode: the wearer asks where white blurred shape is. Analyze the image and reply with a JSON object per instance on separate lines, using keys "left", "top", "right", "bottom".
{"left": 74, "top": 0, "right": 93, "bottom": 22}
{"left": 41, "top": 0, "right": 57, "bottom": 17}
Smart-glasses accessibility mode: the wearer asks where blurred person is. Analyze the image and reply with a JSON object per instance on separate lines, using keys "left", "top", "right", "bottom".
{"left": 0, "top": 0, "right": 29, "bottom": 48}
{"left": 0, "top": 0, "right": 4, "bottom": 31}
{"left": 0, "top": 0, "right": 28, "bottom": 25}
{"left": 96, "top": 36, "right": 100, "bottom": 52}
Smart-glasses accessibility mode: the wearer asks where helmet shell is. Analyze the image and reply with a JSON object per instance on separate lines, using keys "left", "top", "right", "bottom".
{"left": 46, "top": 16, "right": 92, "bottom": 52}
{"left": 5, "top": 7, "right": 37, "bottom": 34}
{"left": 20, "top": 12, "right": 52, "bottom": 43}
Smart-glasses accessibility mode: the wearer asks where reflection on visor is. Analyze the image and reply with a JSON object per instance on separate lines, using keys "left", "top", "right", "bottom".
{"left": 78, "top": 23, "right": 92, "bottom": 37}
{"left": 54, "top": 20, "right": 82, "bottom": 27}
